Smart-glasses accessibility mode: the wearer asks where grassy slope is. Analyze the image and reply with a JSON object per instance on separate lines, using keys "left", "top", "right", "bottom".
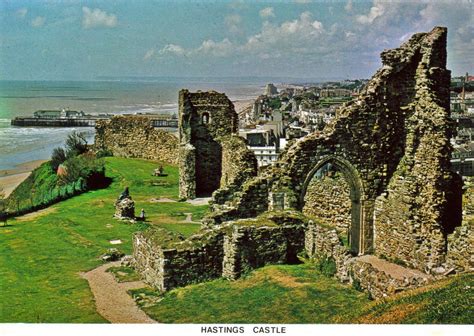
{"left": 0, "top": 157, "right": 207, "bottom": 323}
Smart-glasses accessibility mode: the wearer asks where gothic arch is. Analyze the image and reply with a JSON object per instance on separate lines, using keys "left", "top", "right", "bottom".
{"left": 300, "top": 155, "right": 372, "bottom": 255}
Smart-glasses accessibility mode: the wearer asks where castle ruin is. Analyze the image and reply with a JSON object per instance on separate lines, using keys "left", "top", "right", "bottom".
{"left": 132, "top": 27, "right": 472, "bottom": 299}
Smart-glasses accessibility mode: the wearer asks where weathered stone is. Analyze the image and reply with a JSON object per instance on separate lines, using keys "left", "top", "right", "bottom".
{"left": 114, "top": 197, "right": 135, "bottom": 219}
{"left": 95, "top": 116, "right": 178, "bottom": 164}
{"left": 178, "top": 90, "right": 257, "bottom": 199}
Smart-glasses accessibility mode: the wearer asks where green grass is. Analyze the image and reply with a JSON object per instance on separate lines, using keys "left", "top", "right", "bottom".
{"left": 133, "top": 264, "right": 371, "bottom": 323}
{"left": 353, "top": 273, "right": 474, "bottom": 324}
{"left": 0, "top": 157, "right": 207, "bottom": 322}
{"left": 130, "top": 265, "right": 473, "bottom": 324}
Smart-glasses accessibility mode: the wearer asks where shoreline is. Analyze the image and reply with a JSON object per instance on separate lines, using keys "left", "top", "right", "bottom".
{"left": 0, "top": 159, "right": 47, "bottom": 197}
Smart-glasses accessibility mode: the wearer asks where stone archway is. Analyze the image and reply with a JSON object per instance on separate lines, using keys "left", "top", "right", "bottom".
{"left": 300, "top": 156, "right": 372, "bottom": 255}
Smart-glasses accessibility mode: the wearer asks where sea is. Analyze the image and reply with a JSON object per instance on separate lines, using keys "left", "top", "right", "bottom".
{"left": 0, "top": 79, "right": 265, "bottom": 171}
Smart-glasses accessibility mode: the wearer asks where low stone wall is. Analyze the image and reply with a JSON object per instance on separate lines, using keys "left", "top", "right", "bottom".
{"left": 133, "top": 227, "right": 225, "bottom": 292}
{"left": 133, "top": 211, "right": 307, "bottom": 291}
{"left": 304, "top": 221, "right": 433, "bottom": 298}
{"left": 350, "top": 255, "right": 433, "bottom": 299}
{"left": 95, "top": 116, "right": 178, "bottom": 164}
{"left": 132, "top": 228, "right": 185, "bottom": 291}
{"left": 304, "top": 221, "right": 352, "bottom": 282}
{"left": 223, "top": 217, "right": 305, "bottom": 280}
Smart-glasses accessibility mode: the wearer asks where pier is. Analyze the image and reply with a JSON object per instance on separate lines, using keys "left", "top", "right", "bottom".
{"left": 11, "top": 116, "right": 178, "bottom": 128}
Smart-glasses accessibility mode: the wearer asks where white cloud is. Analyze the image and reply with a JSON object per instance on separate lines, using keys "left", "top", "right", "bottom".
{"left": 356, "top": 0, "right": 385, "bottom": 24}
{"left": 16, "top": 8, "right": 28, "bottom": 18}
{"left": 344, "top": 0, "right": 353, "bottom": 12}
{"left": 143, "top": 49, "right": 155, "bottom": 61}
{"left": 225, "top": 14, "right": 242, "bottom": 34}
{"left": 259, "top": 7, "right": 275, "bottom": 19}
{"left": 82, "top": 7, "right": 117, "bottom": 29}
{"left": 31, "top": 16, "right": 45, "bottom": 27}
{"left": 159, "top": 44, "right": 186, "bottom": 57}
{"left": 196, "top": 38, "right": 233, "bottom": 57}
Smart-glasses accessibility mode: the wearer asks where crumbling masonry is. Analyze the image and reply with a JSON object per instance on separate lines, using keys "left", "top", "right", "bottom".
{"left": 133, "top": 27, "right": 472, "bottom": 298}
{"left": 178, "top": 90, "right": 257, "bottom": 199}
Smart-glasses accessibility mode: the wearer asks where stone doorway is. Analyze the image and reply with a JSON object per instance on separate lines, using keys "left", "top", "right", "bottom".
{"left": 301, "top": 157, "right": 368, "bottom": 255}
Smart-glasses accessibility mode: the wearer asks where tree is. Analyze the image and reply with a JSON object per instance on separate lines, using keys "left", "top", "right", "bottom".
{"left": 65, "top": 131, "right": 88, "bottom": 159}
{"left": 51, "top": 147, "right": 66, "bottom": 171}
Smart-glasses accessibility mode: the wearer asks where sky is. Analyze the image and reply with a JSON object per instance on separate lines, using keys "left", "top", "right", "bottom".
{"left": 0, "top": 0, "right": 472, "bottom": 81}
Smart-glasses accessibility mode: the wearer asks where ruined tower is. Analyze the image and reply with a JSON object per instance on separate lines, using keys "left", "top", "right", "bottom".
{"left": 178, "top": 90, "right": 238, "bottom": 199}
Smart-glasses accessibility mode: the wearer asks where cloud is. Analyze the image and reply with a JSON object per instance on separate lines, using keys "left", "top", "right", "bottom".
{"left": 16, "top": 8, "right": 28, "bottom": 18}
{"left": 356, "top": 0, "right": 385, "bottom": 24}
{"left": 31, "top": 16, "right": 45, "bottom": 27}
{"left": 82, "top": 7, "right": 117, "bottom": 29}
{"left": 294, "top": 0, "right": 312, "bottom": 3}
{"left": 143, "top": 49, "right": 155, "bottom": 61}
{"left": 196, "top": 38, "right": 233, "bottom": 57}
{"left": 259, "top": 7, "right": 275, "bottom": 18}
{"left": 225, "top": 14, "right": 242, "bottom": 34}
{"left": 158, "top": 44, "right": 186, "bottom": 57}
{"left": 344, "top": 0, "right": 353, "bottom": 12}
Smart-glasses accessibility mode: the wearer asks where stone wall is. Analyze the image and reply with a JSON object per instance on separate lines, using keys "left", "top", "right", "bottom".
{"left": 222, "top": 213, "right": 305, "bottom": 280}
{"left": 207, "top": 27, "right": 462, "bottom": 273}
{"left": 133, "top": 211, "right": 306, "bottom": 292}
{"left": 302, "top": 173, "right": 351, "bottom": 236}
{"left": 95, "top": 116, "right": 178, "bottom": 164}
{"left": 133, "top": 227, "right": 225, "bottom": 292}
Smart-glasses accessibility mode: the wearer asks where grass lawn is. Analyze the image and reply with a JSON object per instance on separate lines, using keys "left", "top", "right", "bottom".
{"left": 132, "top": 264, "right": 371, "bottom": 323}
{"left": 0, "top": 157, "right": 207, "bottom": 322}
{"left": 131, "top": 265, "right": 473, "bottom": 324}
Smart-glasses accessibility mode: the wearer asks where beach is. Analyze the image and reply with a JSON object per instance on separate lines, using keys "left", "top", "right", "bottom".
{"left": 0, "top": 159, "right": 47, "bottom": 197}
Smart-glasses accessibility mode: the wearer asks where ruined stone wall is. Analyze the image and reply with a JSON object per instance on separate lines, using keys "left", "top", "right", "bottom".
{"left": 302, "top": 173, "right": 351, "bottom": 236}
{"left": 222, "top": 215, "right": 305, "bottom": 280}
{"left": 373, "top": 28, "right": 456, "bottom": 271}
{"left": 178, "top": 90, "right": 240, "bottom": 199}
{"left": 133, "top": 227, "right": 225, "bottom": 292}
{"left": 211, "top": 135, "right": 258, "bottom": 206}
{"left": 95, "top": 116, "right": 178, "bottom": 164}
{"left": 208, "top": 27, "right": 460, "bottom": 272}
{"left": 133, "top": 211, "right": 306, "bottom": 292}
{"left": 445, "top": 179, "right": 474, "bottom": 272}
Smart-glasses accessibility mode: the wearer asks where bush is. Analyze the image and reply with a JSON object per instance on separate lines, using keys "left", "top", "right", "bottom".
{"left": 51, "top": 147, "right": 66, "bottom": 171}
{"left": 65, "top": 131, "right": 88, "bottom": 159}
{"left": 316, "top": 255, "right": 337, "bottom": 277}
{"left": 96, "top": 149, "right": 114, "bottom": 158}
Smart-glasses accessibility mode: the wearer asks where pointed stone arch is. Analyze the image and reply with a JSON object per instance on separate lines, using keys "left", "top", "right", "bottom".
{"left": 300, "top": 155, "right": 373, "bottom": 255}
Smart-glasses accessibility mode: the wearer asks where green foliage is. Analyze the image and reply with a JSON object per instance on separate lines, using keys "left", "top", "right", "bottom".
{"left": 65, "top": 131, "right": 88, "bottom": 159}
{"left": 96, "top": 148, "right": 114, "bottom": 158}
{"left": 355, "top": 274, "right": 474, "bottom": 324}
{"left": 316, "top": 254, "right": 337, "bottom": 277}
{"left": 58, "top": 153, "right": 104, "bottom": 187}
{"left": 267, "top": 97, "right": 281, "bottom": 110}
{"left": 51, "top": 147, "right": 66, "bottom": 171}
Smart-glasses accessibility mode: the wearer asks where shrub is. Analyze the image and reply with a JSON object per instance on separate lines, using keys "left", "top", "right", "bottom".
{"left": 316, "top": 254, "right": 337, "bottom": 277}
{"left": 51, "top": 147, "right": 66, "bottom": 171}
{"left": 65, "top": 131, "right": 88, "bottom": 159}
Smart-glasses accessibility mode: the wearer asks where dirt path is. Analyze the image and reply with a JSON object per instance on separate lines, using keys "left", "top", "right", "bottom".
{"left": 82, "top": 261, "right": 157, "bottom": 324}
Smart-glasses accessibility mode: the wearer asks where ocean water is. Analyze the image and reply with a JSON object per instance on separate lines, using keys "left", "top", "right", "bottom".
{"left": 0, "top": 79, "right": 263, "bottom": 170}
